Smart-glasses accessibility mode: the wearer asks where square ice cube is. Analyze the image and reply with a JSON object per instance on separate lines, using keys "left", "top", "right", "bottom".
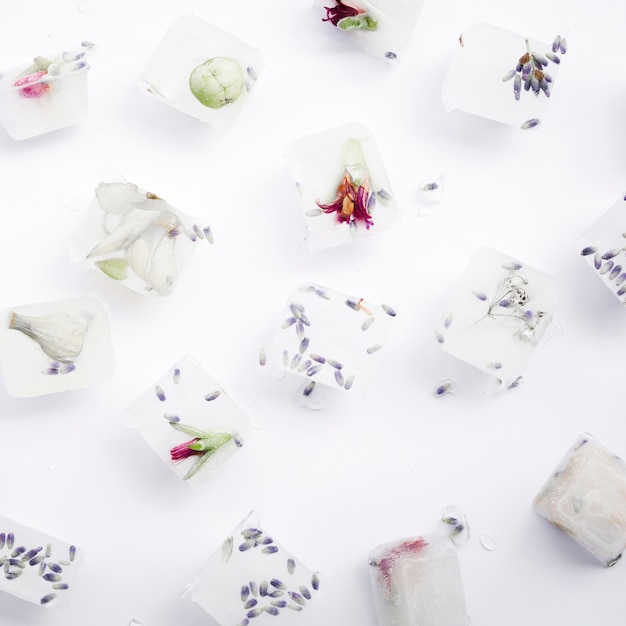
{"left": 442, "top": 23, "right": 566, "bottom": 130}
{"left": 0, "top": 515, "right": 84, "bottom": 608}
{"left": 434, "top": 248, "right": 555, "bottom": 389}
{"left": 534, "top": 434, "right": 626, "bottom": 567}
{"left": 577, "top": 193, "right": 626, "bottom": 304}
{"left": 284, "top": 122, "right": 399, "bottom": 251}
{"left": 0, "top": 44, "right": 92, "bottom": 140}
{"left": 265, "top": 281, "right": 396, "bottom": 399}
{"left": 70, "top": 173, "right": 212, "bottom": 296}
{"left": 122, "top": 356, "right": 250, "bottom": 488}
{"left": 0, "top": 296, "right": 115, "bottom": 397}
{"left": 139, "top": 16, "right": 264, "bottom": 129}
{"left": 369, "top": 534, "right": 467, "bottom": 626}
{"left": 314, "top": 0, "right": 423, "bottom": 62}
{"left": 187, "top": 510, "right": 321, "bottom": 624}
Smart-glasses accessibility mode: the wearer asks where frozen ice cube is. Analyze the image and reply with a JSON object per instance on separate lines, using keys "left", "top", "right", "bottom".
{"left": 0, "top": 296, "right": 115, "bottom": 397}
{"left": 369, "top": 533, "right": 467, "bottom": 626}
{"left": 70, "top": 173, "right": 211, "bottom": 296}
{"left": 534, "top": 434, "right": 626, "bottom": 567}
{"left": 122, "top": 356, "right": 250, "bottom": 488}
{"left": 442, "top": 24, "right": 565, "bottom": 129}
{"left": 284, "top": 122, "right": 400, "bottom": 251}
{"left": 139, "top": 16, "right": 264, "bottom": 129}
{"left": 0, "top": 515, "right": 84, "bottom": 608}
{"left": 0, "top": 44, "right": 91, "bottom": 140}
{"left": 314, "top": 0, "right": 423, "bottom": 62}
{"left": 187, "top": 510, "right": 322, "bottom": 624}
{"left": 577, "top": 193, "right": 626, "bottom": 304}
{"left": 434, "top": 248, "right": 555, "bottom": 389}
{"left": 266, "top": 281, "right": 396, "bottom": 400}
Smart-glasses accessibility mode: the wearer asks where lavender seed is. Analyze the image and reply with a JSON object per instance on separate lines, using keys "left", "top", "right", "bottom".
{"left": 617, "top": 285, "right": 626, "bottom": 297}
{"left": 377, "top": 188, "right": 391, "bottom": 201}
{"left": 299, "top": 314, "right": 311, "bottom": 327}
{"left": 5, "top": 571, "right": 22, "bottom": 580}
{"left": 271, "top": 600, "right": 288, "bottom": 608}
{"left": 520, "top": 118, "right": 541, "bottom": 130}
{"left": 238, "top": 620, "right": 250, "bottom": 626}
{"left": 58, "top": 560, "right": 71, "bottom": 566}
{"left": 244, "top": 598, "right": 258, "bottom": 609}
{"left": 241, "top": 585, "right": 250, "bottom": 602}
{"left": 270, "top": 578, "right": 286, "bottom": 590}
{"left": 435, "top": 379, "right": 456, "bottom": 397}
{"left": 382, "top": 304, "right": 396, "bottom": 317}
{"left": 43, "top": 573, "right": 62, "bottom": 582}
{"left": 21, "top": 547, "right": 43, "bottom": 561}
{"left": 247, "top": 607, "right": 264, "bottom": 618}
{"left": 290, "top": 354, "right": 302, "bottom": 369}
{"left": 289, "top": 302, "right": 304, "bottom": 318}
{"left": 345, "top": 299, "right": 360, "bottom": 311}
{"left": 610, "top": 265, "right": 622, "bottom": 281}
{"left": 296, "top": 322, "right": 305, "bottom": 340}
{"left": 327, "top": 358, "right": 343, "bottom": 370}
{"left": 40, "top": 593, "right": 57, "bottom": 605}
{"left": 473, "top": 291, "right": 487, "bottom": 301}
{"left": 434, "top": 329, "right": 445, "bottom": 345}
{"left": 11, "top": 546, "right": 25, "bottom": 558}
{"left": 299, "top": 337, "right": 310, "bottom": 354}
{"left": 264, "top": 606, "right": 280, "bottom": 616}
{"left": 247, "top": 66, "right": 258, "bottom": 81}
{"left": 502, "top": 69, "right": 516, "bottom": 81}
{"left": 310, "top": 353, "right": 326, "bottom": 364}
{"left": 616, "top": 273, "right": 626, "bottom": 287}
{"left": 205, "top": 390, "right": 222, "bottom": 401}
{"left": 552, "top": 35, "right": 561, "bottom": 52}
{"left": 268, "top": 590, "right": 284, "bottom": 598}
{"left": 38, "top": 562, "right": 46, "bottom": 576}
{"left": 47, "top": 562, "right": 63, "bottom": 574}
{"left": 299, "top": 585, "right": 312, "bottom": 600}
{"left": 239, "top": 540, "right": 256, "bottom": 552}
{"left": 361, "top": 317, "right": 375, "bottom": 331}
{"left": 281, "top": 317, "right": 297, "bottom": 329}
{"left": 314, "top": 288, "right": 330, "bottom": 299}
{"left": 288, "top": 591, "right": 307, "bottom": 606}
{"left": 7, "top": 534, "right": 14, "bottom": 550}
{"left": 241, "top": 528, "right": 262, "bottom": 539}
{"left": 366, "top": 344, "right": 382, "bottom": 354}
{"left": 297, "top": 359, "right": 311, "bottom": 373}
{"left": 203, "top": 226, "right": 214, "bottom": 244}
{"left": 282, "top": 350, "right": 289, "bottom": 366}
{"left": 69, "top": 545, "right": 76, "bottom": 562}
{"left": 52, "top": 583, "right": 69, "bottom": 590}
{"left": 287, "top": 558, "right": 296, "bottom": 574}
{"left": 260, "top": 580, "right": 268, "bottom": 596}
{"left": 502, "top": 262, "right": 522, "bottom": 271}
{"left": 559, "top": 37, "right": 567, "bottom": 54}
{"left": 594, "top": 252, "right": 602, "bottom": 269}
{"left": 344, "top": 375, "right": 355, "bottom": 390}
{"left": 173, "top": 368, "right": 181, "bottom": 384}
{"left": 545, "top": 52, "right": 560, "bottom": 64}
{"left": 602, "top": 249, "right": 621, "bottom": 260}
{"left": 302, "top": 381, "right": 316, "bottom": 397}
{"left": 311, "top": 573, "right": 320, "bottom": 590}
{"left": 580, "top": 246, "right": 598, "bottom": 256}
{"left": 164, "top": 414, "right": 180, "bottom": 422}
{"left": 262, "top": 546, "right": 279, "bottom": 554}
{"left": 0, "top": 533, "right": 4, "bottom": 549}
{"left": 8, "top": 559, "right": 25, "bottom": 568}
{"left": 305, "top": 208, "right": 322, "bottom": 217}
{"left": 444, "top": 314, "right": 453, "bottom": 329}
{"left": 250, "top": 581, "right": 258, "bottom": 596}
{"left": 306, "top": 364, "right": 322, "bottom": 377}
{"left": 334, "top": 370, "right": 345, "bottom": 388}
{"left": 29, "top": 555, "right": 45, "bottom": 566}
{"left": 259, "top": 348, "right": 267, "bottom": 366}
{"left": 600, "top": 261, "right": 614, "bottom": 275}
{"left": 288, "top": 604, "right": 303, "bottom": 612}
{"left": 155, "top": 385, "right": 166, "bottom": 401}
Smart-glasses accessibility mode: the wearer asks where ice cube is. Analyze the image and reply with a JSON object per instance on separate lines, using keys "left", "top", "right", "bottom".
{"left": 369, "top": 533, "right": 467, "bottom": 626}
{"left": 434, "top": 248, "right": 555, "bottom": 389}
{"left": 284, "top": 122, "right": 400, "bottom": 251}
{"left": 534, "top": 434, "right": 626, "bottom": 567}
{"left": 122, "top": 356, "right": 250, "bottom": 488}
{"left": 442, "top": 23, "right": 565, "bottom": 129}
{"left": 70, "top": 174, "right": 211, "bottom": 296}
{"left": 0, "top": 296, "right": 115, "bottom": 397}
{"left": 0, "top": 45, "right": 91, "bottom": 140}
{"left": 314, "top": 0, "right": 423, "bottom": 62}
{"left": 266, "top": 281, "right": 396, "bottom": 400}
{"left": 139, "top": 16, "right": 264, "bottom": 129}
{"left": 0, "top": 515, "right": 84, "bottom": 607}
{"left": 187, "top": 510, "right": 322, "bottom": 624}
{"left": 577, "top": 193, "right": 626, "bottom": 304}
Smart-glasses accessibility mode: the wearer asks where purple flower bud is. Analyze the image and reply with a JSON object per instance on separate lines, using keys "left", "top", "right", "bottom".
{"left": 559, "top": 37, "right": 567, "bottom": 54}
{"left": 580, "top": 246, "right": 598, "bottom": 256}
{"left": 552, "top": 35, "right": 561, "bottom": 53}
{"left": 545, "top": 52, "right": 560, "bottom": 64}
{"left": 513, "top": 74, "right": 521, "bottom": 100}
{"left": 520, "top": 118, "right": 541, "bottom": 130}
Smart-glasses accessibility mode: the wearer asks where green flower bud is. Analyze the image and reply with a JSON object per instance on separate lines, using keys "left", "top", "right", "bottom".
{"left": 189, "top": 57, "right": 244, "bottom": 109}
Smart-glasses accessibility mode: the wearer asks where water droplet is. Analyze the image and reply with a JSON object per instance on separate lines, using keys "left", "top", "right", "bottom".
{"left": 479, "top": 534, "right": 497, "bottom": 551}
{"left": 78, "top": 1, "right": 89, "bottom": 12}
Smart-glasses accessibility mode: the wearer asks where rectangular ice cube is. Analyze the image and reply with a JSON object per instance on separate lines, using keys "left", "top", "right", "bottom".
{"left": 0, "top": 515, "right": 84, "bottom": 607}
{"left": 70, "top": 172, "right": 212, "bottom": 296}
{"left": 434, "top": 247, "right": 555, "bottom": 389}
{"left": 0, "top": 296, "right": 115, "bottom": 397}
{"left": 266, "top": 281, "right": 396, "bottom": 400}
{"left": 442, "top": 24, "right": 566, "bottom": 130}
{"left": 284, "top": 122, "right": 399, "bottom": 251}
{"left": 187, "top": 510, "right": 321, "bottom": 624}
{"left": 369, "top": 534, "right": 467, "bottom": 626}
{"left": 314, "top": 0, "right": 423, "bottom": 62}
{"left": 534, "top": 434, "right": 626, "bottom": 567}
{"left": 0, "top": 44, "right": 91, "bottom": 140}
{"left": 577, "top": 193, "right": 626, "bottom": 304}
{"left": 122, "top": 356, "right": 250, "bottom": 488}
{"left": 139, "top": 16, "right": 264, "bottom": 129}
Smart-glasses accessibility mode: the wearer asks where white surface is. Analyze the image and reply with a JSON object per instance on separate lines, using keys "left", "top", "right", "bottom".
{"left": 0, "top": 1, "right": 625, "bottom": 625}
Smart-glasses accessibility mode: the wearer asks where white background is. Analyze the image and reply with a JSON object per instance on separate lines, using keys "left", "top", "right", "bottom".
{"left": 1, "top": 0, "right": 625, "bottom": 625}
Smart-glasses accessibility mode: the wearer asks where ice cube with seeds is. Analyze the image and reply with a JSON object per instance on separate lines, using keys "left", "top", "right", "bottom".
{"left": 122, "top": 355, "right": 250, "bottom": 488}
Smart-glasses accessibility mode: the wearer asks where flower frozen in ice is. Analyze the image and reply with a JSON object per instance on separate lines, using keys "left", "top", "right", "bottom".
{"left": 169, "top": 422, "right": 240, "bottom": 480}
{"left": 322, "top": 0, "right": 377, "bottom": 31}
{"left": 316, "top": 169, "right": 374, "bottom": 229}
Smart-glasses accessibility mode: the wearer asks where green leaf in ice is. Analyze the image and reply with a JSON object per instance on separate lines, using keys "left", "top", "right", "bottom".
{"left": 95, "top": 257, "right": 129, "bottom": 280}
{"left": 337, "top": 14, "right": 377, "bottom": 31}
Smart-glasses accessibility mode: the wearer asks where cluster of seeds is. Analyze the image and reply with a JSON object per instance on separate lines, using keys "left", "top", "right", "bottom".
{"left": 238, "top": 527, "right": 278, "bottom": 555}
{"left": 0, "top": 532, "right": 76, "bottom": 606}
{"left": 235, "top": 537, "right": 320, "bottom": 624}
{"left": 581, "top": 242, "right": 626, "bottom": 301}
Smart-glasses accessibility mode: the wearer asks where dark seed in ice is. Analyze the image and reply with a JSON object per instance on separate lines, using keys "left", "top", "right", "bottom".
{"left": 69, "top": 545, "right": 76, "bottom": 562}
{"left": 327, "top": 358, "right": 343, "bottom": 370}
{"left": 288, "top": 591, "right": 306, "bottom": 606}
{"left": 264, "top": 606, "right": 280, "bottom": 615}
{"left": 43, "top": 573, "right": 62, "bottom": 582}
{"left": 241, "top": 585, "right": 250, "bottom": 602}
{"left": 40, "top": 593, "right": 57, "bottom": 605}
{"left": 47, "top": 562, "right": 63, "bottom": 574}
{"left": 52, "top": 583, "right": 69, "bottom": 590}
{"left": 299, "top": 585, "right": 312, "bottom": 600}
{"left": 312, "top": 573, "right": 320, "bottom": 590}
{"left": 602, "top": 249, "right": 621, "bottom": 260}
{"left": 382, "top": 304, "right": 396, "bottom": 317}
{"left": 7, "top": 534, "right": 14, "bottom": 549}
{"left": 244, "top": 598, "right": 258, "bottom": 609}
{"left": 580, "top": 246, "right": 597, "bottom": 256}
{"left": 302, "top": 381, "right": 316, "bottom": 396}
{"left": 270, "top": 578, "right": 286, "bottom": 590}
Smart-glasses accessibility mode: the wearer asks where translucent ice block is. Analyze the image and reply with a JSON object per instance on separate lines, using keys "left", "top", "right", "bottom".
{"left": 284, "top": 123, "right": 399, "bottom": 251}
{"left": 314, "top": 0, "right": 422, "bottom": 62}
{"left": 123, "top": 356, "right": 250, "bottom": 488}
{"left": 434, "top": 248, "right": 555, "bottom": 389}
{"left": 0, "top": 44, "right": 92, "bottom": 140}
{"left": 577, "top": 193, "right": 626, "bottom": 304}
{"left": 139, "top": 16, "right": 264, "bottom": 129}
{"left": 442, "top": 24, "right": 566, "bottom": 130}
{"left": 70, "top": 173, "right": 212, "bottom": 296}
{"left": 187, "top": 511, "right": 321, "bottom": 625}
{"left": 0, "top": 515, "right": 84, "bottom": 607}
{"left": 369, "top": 534, "right": 467, "bottom": 626}
{"left": 534, "top": 434, "right": 626, "bottom": 567}
{"left": 266, "top": 281, "right": 396, "bottom": 399}
{"left": 0, "top": 296, "right": 115, "bottom": 397}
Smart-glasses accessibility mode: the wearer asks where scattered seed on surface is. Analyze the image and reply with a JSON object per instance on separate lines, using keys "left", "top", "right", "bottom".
{"left": 40, "top": 593, "right": 57, "bottom": 605}
{"left": 43, "top": 573, "right": 62, "bottom": 582}
{"left": 155, "top": 386, "right": 166, "bottom": 401}
{"left": 244, "top": 598, "right": 258, "bottom": 609}
{"left": 366, "top": 345, "right": 382, "bottom": 354}
{"left": 204, "top": 390, "right": 222, "bottom": 401}
{"left": 241, "top": 585, "right": 250, "bottom": 602}
{"left": 299, "top": 585, "right": 312, "bottom": 600}
{"left": 262, "top": 545, "right": 279, "bottom": 554}
{"left": 287, "top": 558, "right": 296, "bottom": 574}
{"left": 344, "top": 375, "right": 355, "bottom": 390}
{"left": 381, "top": 303, "right": 396, "bottom": 317}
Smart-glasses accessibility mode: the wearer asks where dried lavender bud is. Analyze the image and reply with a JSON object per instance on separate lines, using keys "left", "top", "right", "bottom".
{"left": 600, "top": 261, "right": 614, "bottom": 275}
{"left": 520, "top": 118, "right": 541, "bottom": 130}
{"left": 502, "top": 69, "right": 516, "bottom": 82}
{"left": 155, "top": 385, "right": 166, "bottom": 401}
{"left": 552, "top": 35, "right": 561, "bottom": 53}
{"left": 382, "top": 303, "right": 396, "bottom": 317}
{"left": 545, "top": 52, "right": 560, "bottom": 64}
{"left": 594, "top": 252, "right": 602, "bottom": 269}
{"left": 287, "top": 558, "right": 296, "bottom": 574}
{"left": 513, "top": 74, "right": 521, "bottom": 100}
{"left": 580, "top": 246, "right": 598, "bottom": 256}
{"left": 610, "top": 265, "right": 622, "bottom": 281}
{"left": 559, "top": 37, "right": 567, "bottom": 54}
{"left": 602, "top": 249, "right": 621, "bottom": 260}
{"left": 473, "top": 291, "right": 487, "bottom": 301}
{"left": 204, "top": 390, "right": 222, "bottom": 401}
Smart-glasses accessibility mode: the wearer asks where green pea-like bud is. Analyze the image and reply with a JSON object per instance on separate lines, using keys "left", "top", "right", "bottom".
{"left": 189, "top": 57, "right": 244, "bottom": 109}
